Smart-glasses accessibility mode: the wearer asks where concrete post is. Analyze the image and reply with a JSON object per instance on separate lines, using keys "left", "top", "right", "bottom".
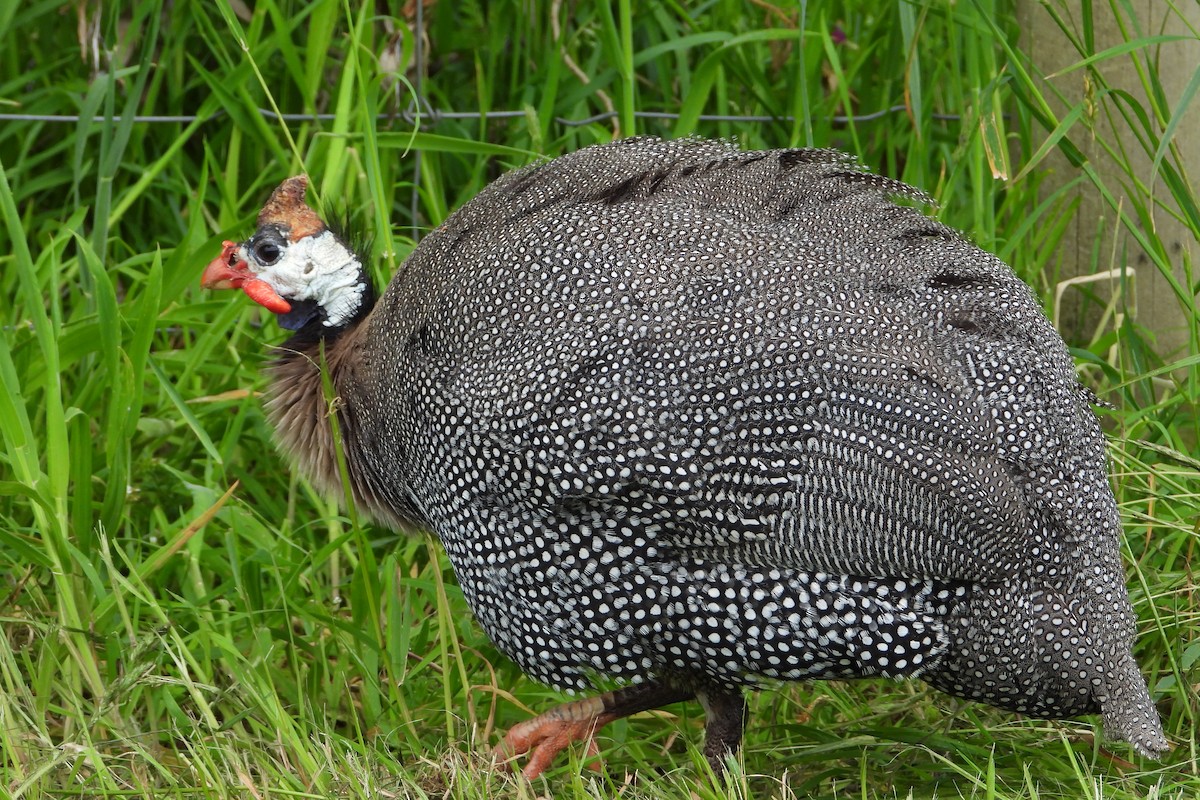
{"left": 1017, "top": 0, "right": 1199, "bottom": 358}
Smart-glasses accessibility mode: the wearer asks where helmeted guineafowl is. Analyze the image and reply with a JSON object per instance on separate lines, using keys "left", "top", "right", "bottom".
{"left": 201, "top": 136, "right": 1167, "bottom": 777}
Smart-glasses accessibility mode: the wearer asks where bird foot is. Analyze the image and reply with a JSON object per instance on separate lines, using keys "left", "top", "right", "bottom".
{"left": 494, "top": 683, "right": 695, "bottom": 779}
{"left": 494, "top": 697, "right": 613, "bottom": 779}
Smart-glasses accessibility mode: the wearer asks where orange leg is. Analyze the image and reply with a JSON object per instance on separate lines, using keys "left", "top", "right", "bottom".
{"left": 495, "top": 681, "right": 693, "bottom": 779}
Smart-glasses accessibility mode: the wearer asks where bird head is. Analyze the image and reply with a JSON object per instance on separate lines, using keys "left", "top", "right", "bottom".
{"left": 200, "top": 175, "right": 369, "bottom": 331}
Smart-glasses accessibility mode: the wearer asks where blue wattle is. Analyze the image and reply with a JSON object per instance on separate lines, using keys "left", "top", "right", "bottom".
{"left": 278, "top": 299, "right": 321, "bottom": 330}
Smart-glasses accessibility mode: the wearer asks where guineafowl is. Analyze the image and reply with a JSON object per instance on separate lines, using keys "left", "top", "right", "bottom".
{"left": 201, "top": 137, "right": 1166, "bottom": 777}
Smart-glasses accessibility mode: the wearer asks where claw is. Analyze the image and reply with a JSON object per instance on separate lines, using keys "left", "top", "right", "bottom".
{"left": 493, "top": 683, "right": 694, "bottom": 780}
{"left": 494, "top": 697, "right": 613, "bottom": 780}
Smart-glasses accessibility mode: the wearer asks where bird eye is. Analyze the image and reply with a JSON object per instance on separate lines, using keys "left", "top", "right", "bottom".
{"left": 254, "top": 240, "right": 282, "bottom": 266}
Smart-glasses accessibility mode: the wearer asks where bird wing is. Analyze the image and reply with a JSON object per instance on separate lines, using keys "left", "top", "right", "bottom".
{"left": 461, "top": 300, "right": 1030, "bottom": 584}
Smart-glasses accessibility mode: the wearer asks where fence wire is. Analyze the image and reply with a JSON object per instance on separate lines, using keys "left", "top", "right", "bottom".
{"left": 0, "top": 104, "right": 962, "bottom": 126}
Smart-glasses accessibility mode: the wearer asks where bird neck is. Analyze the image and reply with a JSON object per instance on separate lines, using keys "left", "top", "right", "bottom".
{"left": 266, "top": 318, "right": 364, "bottom": 498}
{"left": 264, "top": 307, "right": 422, "bottom": 531}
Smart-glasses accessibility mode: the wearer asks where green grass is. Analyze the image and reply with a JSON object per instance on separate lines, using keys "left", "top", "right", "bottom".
{"left": 1, "top": 0, "right": 1197, "bottom": 797}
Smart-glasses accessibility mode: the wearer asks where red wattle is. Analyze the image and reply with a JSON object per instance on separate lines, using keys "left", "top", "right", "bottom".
{"left": 241, "top": 278, "right": 293, "bottom": 314}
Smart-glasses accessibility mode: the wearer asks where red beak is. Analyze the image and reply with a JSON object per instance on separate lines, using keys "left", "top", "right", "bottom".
{"left": 200, "top": 240, "right": 293, "bottom": 314}
{"left": 200, "top": 241, "right": 245, "bottom": 289}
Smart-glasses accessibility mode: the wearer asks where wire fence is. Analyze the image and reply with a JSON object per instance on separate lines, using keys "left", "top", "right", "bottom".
{"left": 6, "top": 0, "right": 970, "bottom": 240}
{"left": 0, "top": 104, "right": 963, "bottom": 126}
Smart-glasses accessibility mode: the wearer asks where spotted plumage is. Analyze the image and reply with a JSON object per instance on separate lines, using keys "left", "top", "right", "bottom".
{"left": 201, "top": 137, "right": 1166, "bottom": 775}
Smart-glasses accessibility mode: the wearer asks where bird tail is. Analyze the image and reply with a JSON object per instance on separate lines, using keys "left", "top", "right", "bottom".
{"left": 1100, "top": 650, "right": 1168, "bottom": 758}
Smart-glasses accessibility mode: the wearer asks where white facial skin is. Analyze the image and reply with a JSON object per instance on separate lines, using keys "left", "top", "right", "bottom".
{"left": 241, "top": 229, "right": 366, "bottom": 327}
